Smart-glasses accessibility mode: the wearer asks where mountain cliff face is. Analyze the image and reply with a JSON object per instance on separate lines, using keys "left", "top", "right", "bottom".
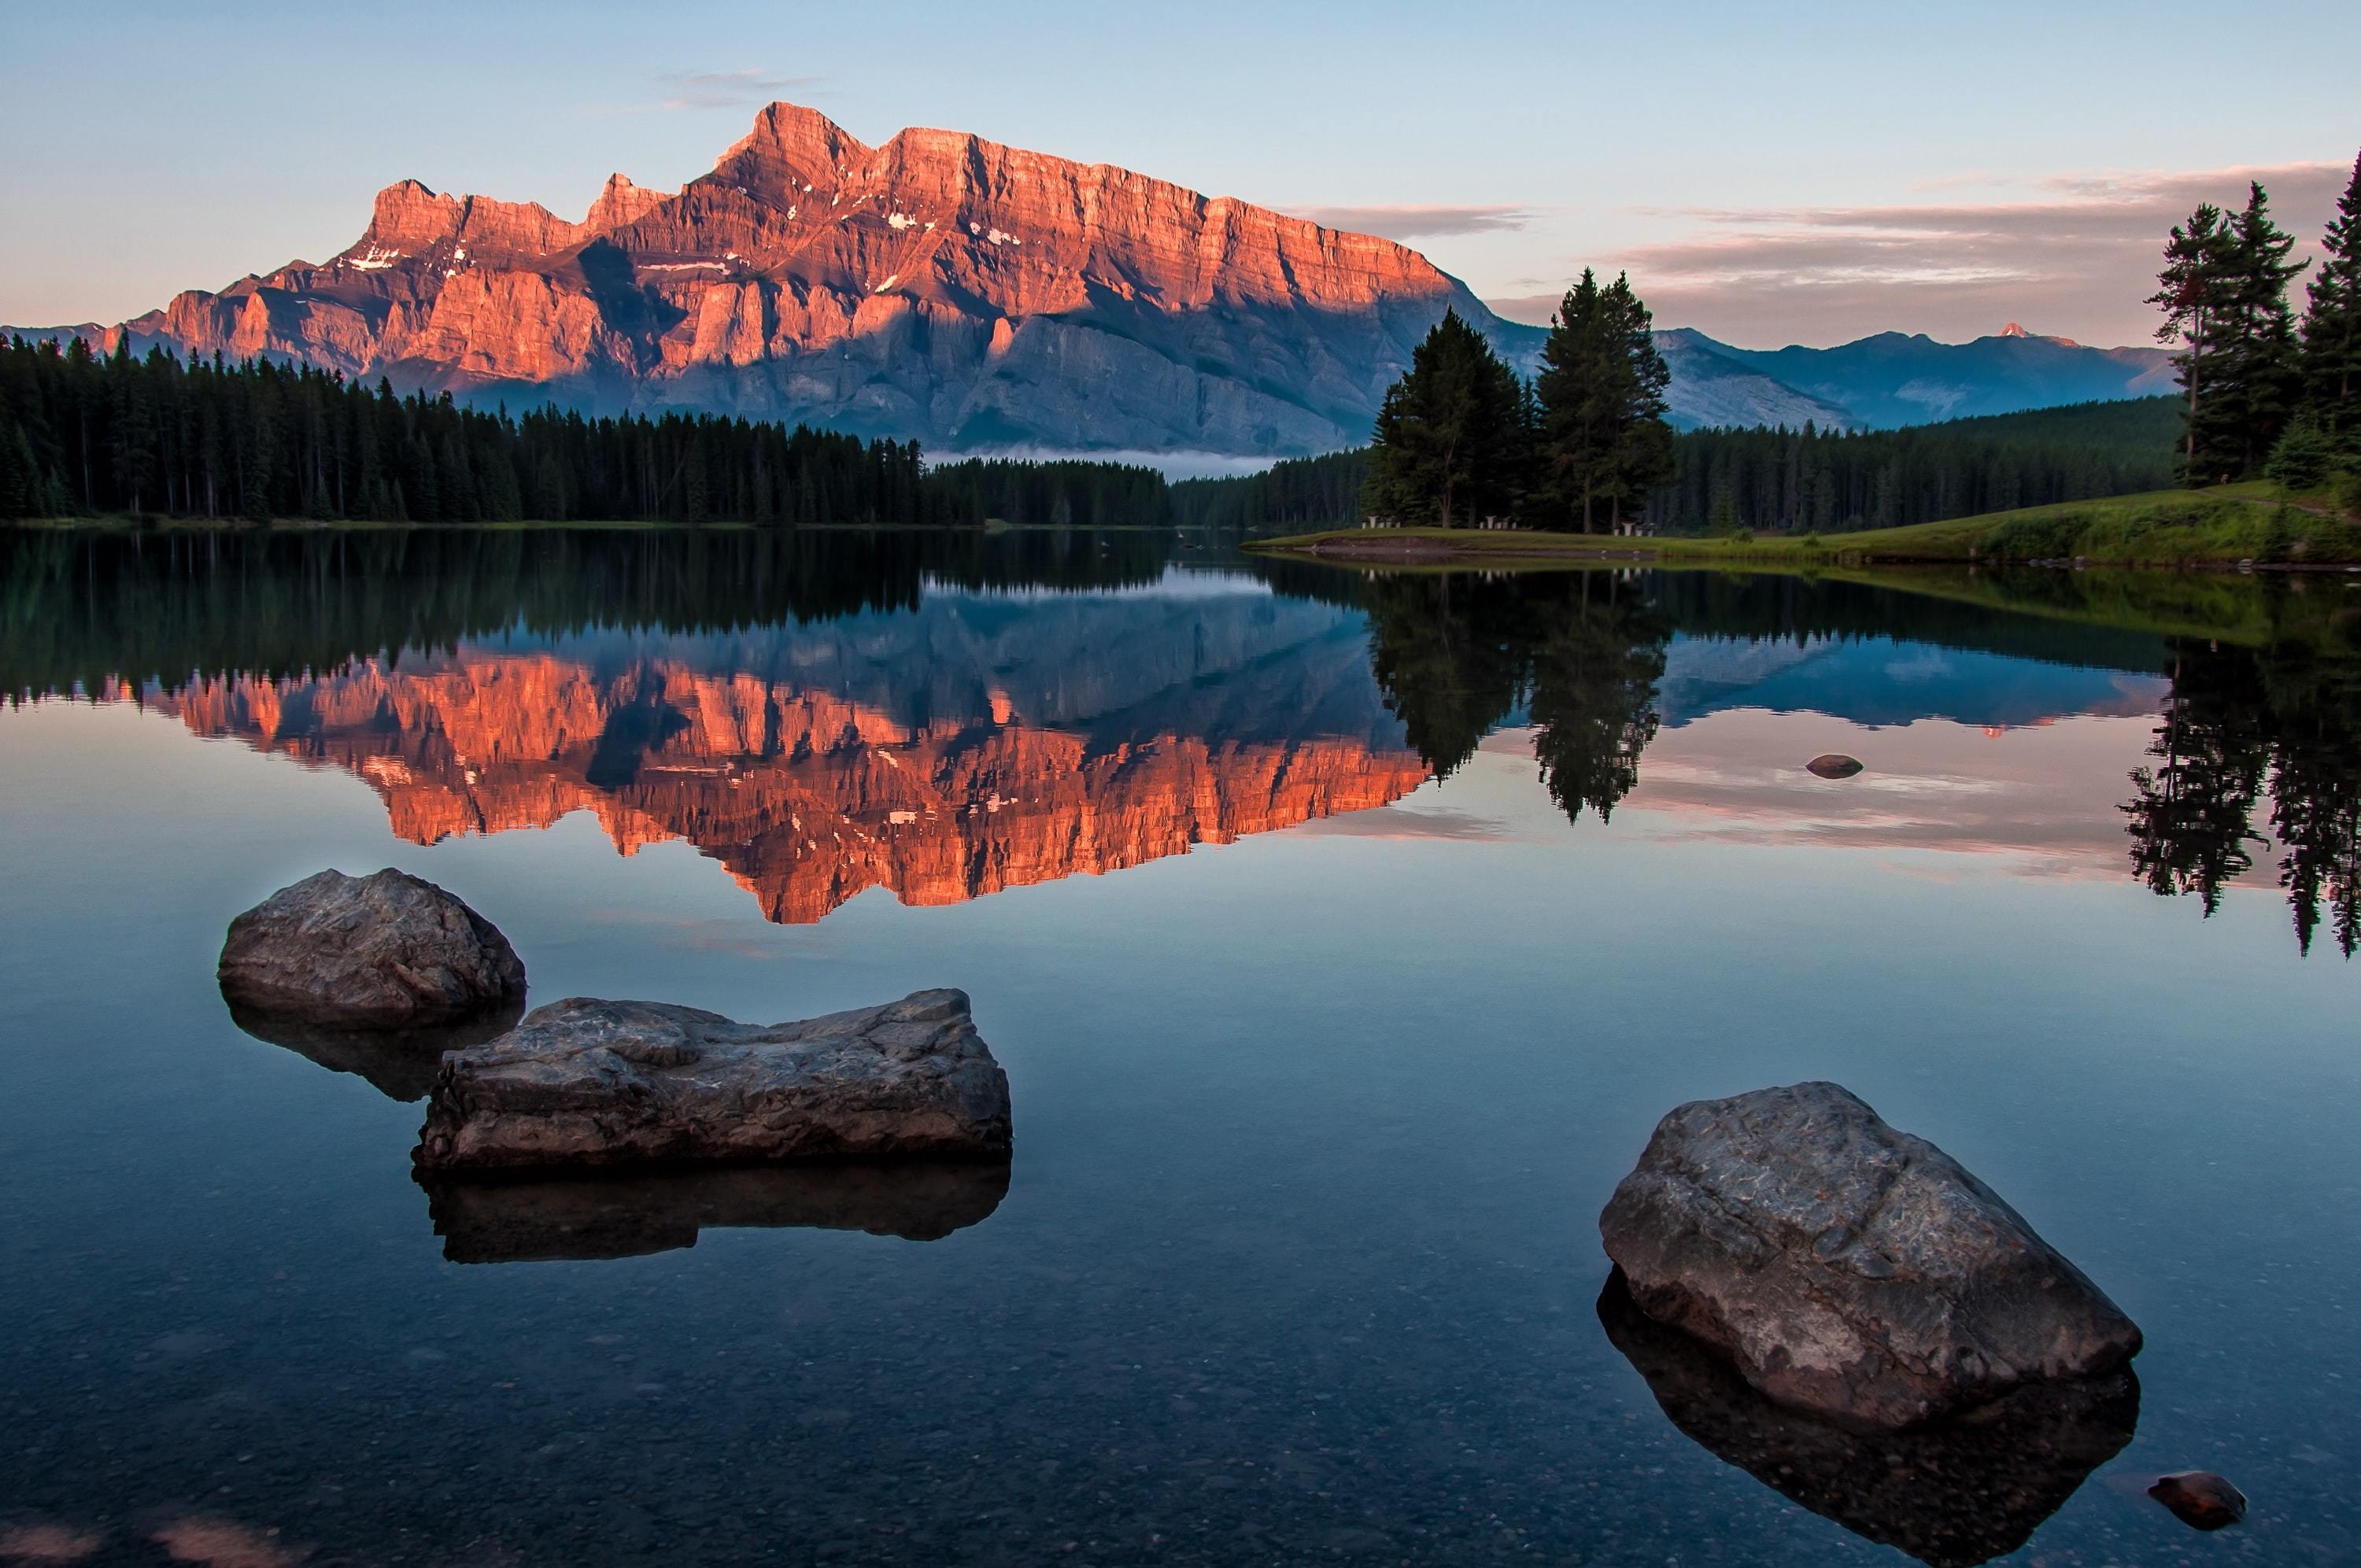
{"left": 27, "top": 101, "right": 2174, "bottom": 451}
{"left": 100, "top": 103, "right": 1526, "bottom": 456}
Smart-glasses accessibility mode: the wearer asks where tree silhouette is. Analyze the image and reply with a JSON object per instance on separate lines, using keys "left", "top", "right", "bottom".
{"left": 1527, "top": 586, "right": 1669, "bottom": 822}
{"left": 2124, "top": 644, "right": 2272, "bottom": 911}
{"left": 1360, "top": 310, "right": 1532, "bottom": 529}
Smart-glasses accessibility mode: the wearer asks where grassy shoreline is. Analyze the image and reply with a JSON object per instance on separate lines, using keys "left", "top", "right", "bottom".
{"left": 1244, "top": 484, "right": 2357, "bottom": 570}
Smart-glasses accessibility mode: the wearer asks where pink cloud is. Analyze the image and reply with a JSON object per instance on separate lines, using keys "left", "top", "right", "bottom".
{"left": 1539, "top": 161, "right": 2351, "bottom": 348}
{"left": 1286, "top": 204, "right": 1533, "bottom": 240}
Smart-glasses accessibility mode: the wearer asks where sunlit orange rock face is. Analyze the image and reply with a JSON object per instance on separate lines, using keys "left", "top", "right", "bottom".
{"left": 105, "top": 102, "right": 1506, "bottom": 454}
{"left": 153, "top": 643, "right": 1429, "bottom": 923}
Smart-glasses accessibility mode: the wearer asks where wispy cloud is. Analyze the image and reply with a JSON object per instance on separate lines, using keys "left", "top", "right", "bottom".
{"left": 1286, "top": 204, "right": 1532, "bottom": 241}
{"left": 1565, "top": 162, "right": 2348, "bottom": 348}
{"left": 651, "top": 68, "right": 822, "bottom": 113}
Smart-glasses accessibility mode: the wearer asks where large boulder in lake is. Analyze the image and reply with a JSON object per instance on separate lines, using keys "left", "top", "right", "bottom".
{"left": 218, "top": 869, "right": 526, "bottom": 1029}
{"left": 1599, "top": 1081, "right": 2140, "bottom": 1429}
{"left": 413, "top": 989, "right": 1011, "bottom": 1174}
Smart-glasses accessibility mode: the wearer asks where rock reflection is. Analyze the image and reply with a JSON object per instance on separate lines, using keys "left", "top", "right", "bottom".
{"left": 418, "top": 1160, "right": 1011, "bottom": 1263}
{"left": 1597, "top": 1271, "right": 2138, "bottom": 1568}
{"left": 224, "top": 995, "right": 527, "bottom": 1101}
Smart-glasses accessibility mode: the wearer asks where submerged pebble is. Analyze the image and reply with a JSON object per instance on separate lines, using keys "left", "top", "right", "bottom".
{"left": 2149, "top": 1470, "right": 2247, "bottom": 1529}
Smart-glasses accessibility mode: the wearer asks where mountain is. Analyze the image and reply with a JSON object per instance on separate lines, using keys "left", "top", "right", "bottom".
{"left": 15, "top": 101, "right": 2176, "bottom": 452}
{"left": 1663, "top": 327, "right": 2178, "bottom": 429}
{"left": 1649, "top": 333, "right": 1855, "bottom": 430}
{"left": 28, "top": 101, "right": 1846, "bottom": 456}
{"left": 58, "top": 104, "right": 1514, "bottom": 456}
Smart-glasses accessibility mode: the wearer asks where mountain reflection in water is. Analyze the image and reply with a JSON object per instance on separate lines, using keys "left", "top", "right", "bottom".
{"left": 6, "top": 526, "right": 2361, "bottom": 950}
{"left": 9, "top": 524, "right": 2361, "bottom": 1566}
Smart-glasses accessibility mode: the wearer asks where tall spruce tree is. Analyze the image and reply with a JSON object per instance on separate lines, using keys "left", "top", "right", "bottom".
{"left": 1535, "top": 270, "right": 1675, "bottom": 531}
{"left": 1601, "top": 275, "right": 1675, "bottom": 531}
{"left": 2149, "top": 203, "right": 2241, "bottom": 482}
{"left": 1359, "top": 309, "right": 1530, "bottom": 528}
{"left": 2300, "top": 151, "right": 2361, "bottom": 443}
{"left": 2222, "top": 182, "right": 2308, "bottom": 477}
{"left": 1535, "top": 270, "right": 1609, "bottom": 529}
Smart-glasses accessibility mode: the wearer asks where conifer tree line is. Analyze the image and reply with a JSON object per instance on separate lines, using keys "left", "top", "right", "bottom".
{"left": 2152, "top": 151, "right": 2361, "bottom": 494}
{"left": 922, "top": 457, "right": 1168, "bottom": 527}
{"left": 0, "top": 335, "right": 1175, "bottom": 526}
{"left": 1641, "top": 398, "right": 2182, "bottom": 534}
{"left": 1169, "top": 451, "right": 1371, "bottom": 530}
{"left": 1173, "top": 401, "right": 2180, "bottom": 535}
{"left": 1358, "top": 271, "right": 1674, "bottom": 532}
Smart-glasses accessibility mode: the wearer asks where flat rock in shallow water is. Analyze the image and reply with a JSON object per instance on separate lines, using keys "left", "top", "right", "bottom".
{"left": 413, "top": 989, "right": 1011, "bottom": 1173}
{"left": 1806, "top": 753, "right": 1865, "bottom": 779}
{"left": 217, "top": 868, "right": 526, "bottom": 1028}
{"left": 1599, "top": 1271, "right": 2137, "bottom": 1568}
{"left": 1598, "top": 1080, "right": 2141, "bottom": 1429}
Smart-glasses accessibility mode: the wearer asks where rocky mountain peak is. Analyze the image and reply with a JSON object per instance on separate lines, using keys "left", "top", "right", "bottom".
{"left": 64, "top": 101, "right": 1860, "bottom": 454}
{"left": 710, "top": 100, "right": 874, "bottom": 194}
{"left": 586, "top": 172, "right": 672, "bottom": 234}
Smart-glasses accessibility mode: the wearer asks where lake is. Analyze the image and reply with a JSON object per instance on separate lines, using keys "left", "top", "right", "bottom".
{"left": 2, "top": 526, "right": 2355, "bottom": 1566}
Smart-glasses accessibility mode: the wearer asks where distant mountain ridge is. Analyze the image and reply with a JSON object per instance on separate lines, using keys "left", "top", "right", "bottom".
{"left": 7, "top": 101, "right": 2176, "bottom": 453}
{"left": 1658, "top": 327, "right": 2178, "bottom": 429}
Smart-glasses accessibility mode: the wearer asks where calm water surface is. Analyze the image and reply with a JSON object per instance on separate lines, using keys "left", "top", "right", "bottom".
{"left": 2, "top": 527, "right": 2356, "bottom": 1566}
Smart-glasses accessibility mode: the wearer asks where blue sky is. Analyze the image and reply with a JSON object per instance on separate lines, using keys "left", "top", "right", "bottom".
{"left": 4, "top": 0, "right": 2355, "bottom": 346}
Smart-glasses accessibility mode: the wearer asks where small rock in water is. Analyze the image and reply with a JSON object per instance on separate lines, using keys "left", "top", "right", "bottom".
{"left": 218, "top": 868, "right": 525, "bottom": 1028}
{"left": 414, "top": 989, "right": 1011, "bottom": 1172}
{"left": 2148, "top": 1471, "right": 2246, "bottom": 1529}
{"left": 1806, "top": 753, "right": 1865, "bottom": 779}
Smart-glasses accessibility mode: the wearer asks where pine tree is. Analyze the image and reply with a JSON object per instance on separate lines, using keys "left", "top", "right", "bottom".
{"left": 1600, "top": 275, "right": 1675, "bottom": 533}
{"left": 1534, "top": 270, "right": 1613, "bottom": 529}
{"left": 2149, "top": 203, "right": 2241, "bottom": 482}
{"left": 2300, "top": 151, "right": 2361, "bottom": 443}
{"left": 1535, "top": 271, "right": 1675, "bottom": 532}
{"left": 1359, "top": 309, "right": 1529, "bottom": 528}
{"left": 2221, "top": 182, "right": 2308, "bottom": 477}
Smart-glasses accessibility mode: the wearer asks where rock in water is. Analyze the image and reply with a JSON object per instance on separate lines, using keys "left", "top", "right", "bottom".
{"left": 218, "top": 869, "right": 526, "bottom": 1028}
{"left": 413, "top": 990, "right": 1011, "bottom": 1173}
{"left": 2148, "top": 1471, "right": 2246, "bottom": 1530}
{"left": 1806, "top": 753, "right": 1865, "bottom": 779}
{"left": 1598, "top": 1081, "right": 2141, "bottom": 1429}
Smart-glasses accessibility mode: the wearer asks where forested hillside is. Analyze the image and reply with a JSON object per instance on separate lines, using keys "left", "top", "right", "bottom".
{"left": 1173, "top": 400, "right": 2183, "bottom": 535}
{"left": 1642, "top": 397, "right": 2183, "bottom": 534}
{"left": 0, "top": 334, "right": 2188, "bottom": 537}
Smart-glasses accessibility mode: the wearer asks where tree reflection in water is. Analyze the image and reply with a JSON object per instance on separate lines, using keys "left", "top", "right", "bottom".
{"left": 2126, "top": 630, "right": 2361, "bottom": 955}
{"left": 1362, "top": 570, "right": 1671, "bottom": 825}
